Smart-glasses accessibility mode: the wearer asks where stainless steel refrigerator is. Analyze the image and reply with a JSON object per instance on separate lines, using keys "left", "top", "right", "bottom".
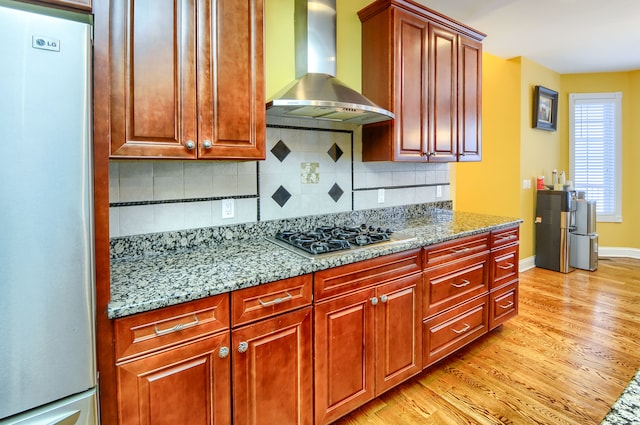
{"left": 0, "top": 1, "right": 96, "bottom": 423}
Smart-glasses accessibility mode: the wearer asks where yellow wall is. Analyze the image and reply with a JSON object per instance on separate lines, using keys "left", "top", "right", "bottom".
{"left": 265, "top": 0, "right": 370, "bottom": 99}
{"left": 452, "top": 52, "right": 520, "bottom": 219}
{"left": 562, "top": 71, "right": 640, "bottom": 249}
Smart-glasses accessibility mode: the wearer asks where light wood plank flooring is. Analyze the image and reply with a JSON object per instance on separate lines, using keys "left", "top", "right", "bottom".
{"left": 334, "top": 257, "right": 640, "bottom": 425}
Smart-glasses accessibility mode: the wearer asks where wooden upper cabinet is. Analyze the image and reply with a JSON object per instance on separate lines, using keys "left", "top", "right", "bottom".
{"left": 358, "top": 0, "right": 484, "bottom": 163}
{"left": 109, "top": 0, "right": 265, "bottom": 160}
{"left": 458, "top": 35, "right": 482, "bottom": 161}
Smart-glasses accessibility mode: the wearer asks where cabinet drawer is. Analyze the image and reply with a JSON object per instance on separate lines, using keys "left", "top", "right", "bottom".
{"left": 491, "top": 243, "right": 519, "bottom": 289}
{"left": 314, "top": 248, "right": 422, "bottom": 302}
{"left": 423, "top": 295, "right": 488, "bottom": 368}
{"left": 231, "top": 274, "right": 312, "bottom": 327}
{"left": 489, "top": 281, "right": 518, "bottom": 330}
{"left": 423, "top": 233, "right": 490, "bottom": 268}
{"left": 115, "top": 294, "right": 230, "bottom": 362}
{"left": 423, "top": 253, "right": 489, "bottom": 317}
{"left": 491, "top": 225, "right": 519, "bottom": 249}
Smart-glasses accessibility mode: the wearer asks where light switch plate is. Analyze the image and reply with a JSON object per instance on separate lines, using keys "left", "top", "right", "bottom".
{"left": 377, "top": 188, "right": 385, "bottom": 203}
{"left": 436, "top": 185, "right": 442, "bottom": 198}
{"left": 222, "top": 198, "right": 235, "bottom": 219}
{"left": 522, "top": 179, "right": 532, "bottom": 189}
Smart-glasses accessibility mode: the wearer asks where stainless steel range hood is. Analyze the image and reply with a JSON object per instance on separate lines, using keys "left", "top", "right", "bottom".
{"left": 266, "top": 0, "right": 394, "bottom": 125}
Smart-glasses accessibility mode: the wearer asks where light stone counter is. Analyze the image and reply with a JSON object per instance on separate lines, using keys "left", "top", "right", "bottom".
{"left": 109, "top": 206, "right": 521, "bottom": 319}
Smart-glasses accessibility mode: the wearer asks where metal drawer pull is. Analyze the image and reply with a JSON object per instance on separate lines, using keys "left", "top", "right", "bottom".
{"left": 451, "top": 279, "right": 471, "bottom": 288}
{"left": 370, "top": 297, "right": 379, "bottom": 306}
{"left": 499, "top": 301, "right": 514, "bottom": 310}
{"left": 219, "top": 346, "right": 230, "bottom": 359}
{"left": 498, "top": 263, "right": 515, "bottom": 270}
{"left": 450, "top": 247, "right": 470, "bottom": 254}
{"left": 497, "top": 236, "right": 513, "bottom": 243}
{"left": 258, "top": 291, "right": 292, "bottom": 307}
{"left": 154, "top": 314, "right": 199, "bottom": 336}
{"left": 380, "top": 294, "right": 388, "bottom": 303}
{"left": 238, "top": 341, "right": 249, "bottom": 353}
{"left": 451, "top": 323, "right": 471, "bottom": 334}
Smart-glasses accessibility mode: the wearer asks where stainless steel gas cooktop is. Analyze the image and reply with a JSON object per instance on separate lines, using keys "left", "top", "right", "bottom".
{"left": 269, "top": 224, "right": 416, "bottom": 260}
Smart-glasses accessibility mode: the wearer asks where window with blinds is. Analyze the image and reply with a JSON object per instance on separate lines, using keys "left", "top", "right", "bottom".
{"left": 569, "top": 92, "right": 622, "bottom": 222}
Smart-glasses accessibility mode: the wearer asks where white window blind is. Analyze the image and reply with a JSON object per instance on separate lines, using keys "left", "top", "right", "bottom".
{"left": 569, "top": 92, "right": 622, "bottom": 222}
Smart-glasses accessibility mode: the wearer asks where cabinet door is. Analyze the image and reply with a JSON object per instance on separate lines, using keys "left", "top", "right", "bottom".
{"left": 197, "top": 0, "right": 265, "bottom": 159}
{"left": 314, "top": 288, "right": 376, "bottom": 425}
{"left": 117, "top": 332, "right": 231, "bottom": 425}
{"left": 458, "top": 35, "right": 482, "bottom": 161}
{"left": 393, "top": 9, "right": 429, "bottom": 161}
{"left": 428, "top": 24, "right": 457, "bottom": 162}
{"left": 110, "top": 0, "right": 198, "bottom": 158}
{"left": 374, "top": 273, "right": 422, "bottom": 394}
{"left": 232, "top": 307, "right": 312, "bottom": 425}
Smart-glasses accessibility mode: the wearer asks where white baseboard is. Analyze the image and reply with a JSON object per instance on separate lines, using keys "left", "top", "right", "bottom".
{"left": 598, "top": 247, "right": 640, "bottom": 259}
{"left": 519, "top": 256, "right": 536, "bottom": 272}
{"left": 520, "top": 247, "right": 640, "bottom": 272}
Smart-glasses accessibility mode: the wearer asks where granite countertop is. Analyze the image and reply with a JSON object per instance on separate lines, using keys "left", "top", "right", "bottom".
{"left": 109, "top": 209, "right": 522, "bottom": 319}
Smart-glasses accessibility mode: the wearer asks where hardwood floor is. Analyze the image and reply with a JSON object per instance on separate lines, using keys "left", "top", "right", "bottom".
{"left": 334, "top": 257, "right": 640, "bottom": 425}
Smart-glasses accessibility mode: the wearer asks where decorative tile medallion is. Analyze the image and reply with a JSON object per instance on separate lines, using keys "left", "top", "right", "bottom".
{"left": 301, "top": 162, "right": 320, "bottom": 184}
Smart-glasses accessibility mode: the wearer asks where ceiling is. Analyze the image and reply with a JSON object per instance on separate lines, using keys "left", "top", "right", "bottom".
{"left": 413, "top": 0, "right": 640, "bottom": 74}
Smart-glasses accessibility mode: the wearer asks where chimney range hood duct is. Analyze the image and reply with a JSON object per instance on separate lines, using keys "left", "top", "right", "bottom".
{"left": 266, "top": 0, "right": 394, "bottom": 125}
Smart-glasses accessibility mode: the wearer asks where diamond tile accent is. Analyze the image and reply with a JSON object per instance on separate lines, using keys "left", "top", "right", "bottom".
{"left": 328, "top": 183, "right": 344, "bottom": 202}
{"left": 327, "top": 143, "right": 344, "bottom": 162}
{"left": 272, "top": 185, "right": 291, "bottom": 207}
{"left": 271, "top": 140, "right": 291, "bottom": 162}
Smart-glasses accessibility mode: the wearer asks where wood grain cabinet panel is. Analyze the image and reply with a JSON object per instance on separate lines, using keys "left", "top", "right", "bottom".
{"left": 314, "top": 287, "right": 376, "bottom": 425}
{"left": 314, "top": 250, "right": 423, "bottom": 425}
{"left": 116, "top": 332, "right": 231, "bottom": 425}
{"left": 423, "top": 252, "right": 489, "bottom": 317}
{"left": 359, "top": 0, "right": 484, "bottom": 163}
{"left": 423, "top": 295, "right": 488, "bottom": 367}
{"left": 109, "top": 0, "right": 265, "bottom": 159}
{"left": 489, "top": 281, "right": 518, "bottom": 330}
{"left": 232, "top": 307, "right": 312, "bottom": 425}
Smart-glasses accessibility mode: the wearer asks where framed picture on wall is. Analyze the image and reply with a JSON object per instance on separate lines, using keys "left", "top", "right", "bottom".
{"left": 533, "top": 85, "right": 558, "bottom": 131}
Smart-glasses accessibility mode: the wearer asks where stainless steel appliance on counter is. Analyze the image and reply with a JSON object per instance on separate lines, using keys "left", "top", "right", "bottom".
{"left": 0, "top": 2, "right": 96, "bottom": 423}
{"left": 570, "top": 198, "right": 598, "bottom": 271}
{"left": 535, "top": 190, "right": 576, "bottom": 273}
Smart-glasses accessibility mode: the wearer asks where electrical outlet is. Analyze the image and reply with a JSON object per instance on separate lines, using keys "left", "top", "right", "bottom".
{"left": 522, "top": 179, "right": 532, "bottom": 189}
{"left": 222, "top": 198, "right": 235, "bottom": 219}
{"left": 436, "top": 185, "right": 442, "bottom": 198}
{"left": 377, "top": 188, "right": 385, "bottom": 203}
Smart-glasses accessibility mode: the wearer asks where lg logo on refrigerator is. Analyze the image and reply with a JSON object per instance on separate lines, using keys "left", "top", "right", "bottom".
{"left": 32, "top": 36, "right": 60, "bottom": 52}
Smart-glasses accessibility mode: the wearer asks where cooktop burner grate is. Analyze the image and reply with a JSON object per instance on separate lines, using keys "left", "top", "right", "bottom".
{"left": 273, "top": 224, "right": 399, "bottom": 256}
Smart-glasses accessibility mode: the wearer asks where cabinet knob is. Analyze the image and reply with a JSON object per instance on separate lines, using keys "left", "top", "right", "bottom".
{"left": 370, "top": 297, "right": 379, "bottom": 306}
{"left": 380, "top": 294, "right": 388, "bottom": 303}
{"left": 185, "top": 140, "right": 195, "bottom": 150}
{"left": 238, "top": 341, "right": 249, "bottom": 353}
{"left": 219, "top": 346, "right": 230, "bottom": 359}
{"left": 203, "top": 140, "right": 212, "bottom": 149}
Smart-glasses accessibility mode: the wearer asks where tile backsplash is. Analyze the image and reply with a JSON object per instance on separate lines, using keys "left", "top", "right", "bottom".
{"left": 109, "top": 117, "right": 451, "bottom": 237}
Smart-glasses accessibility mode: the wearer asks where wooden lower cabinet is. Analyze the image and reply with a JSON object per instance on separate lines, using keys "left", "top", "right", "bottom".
{"left": 232, "top": 307, "right": 313, "bottom": 425}
{"left": 423, "top": 295, "right": 488, "bottom": 367}
{"left": 314, "top": 272, "right": 422, "bottom": 425}
{"left": 116, "top": 332, "right": 231, "bottom": 425}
